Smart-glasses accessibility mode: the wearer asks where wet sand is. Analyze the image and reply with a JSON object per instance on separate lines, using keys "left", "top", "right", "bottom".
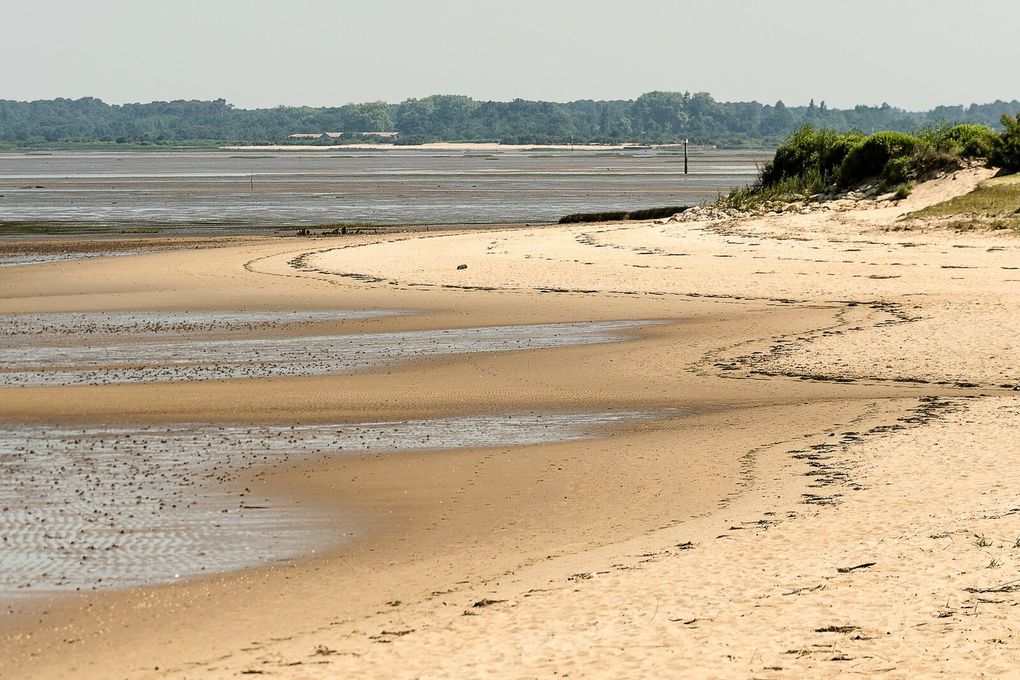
{"left": 0, "top": 411, "right": 649, "bottom": 594}
{"left": 1, "top": 168, "right": 1018, "bottom": 678}
{"left": 0, "top": 314, "right": 645, "bottom": 387}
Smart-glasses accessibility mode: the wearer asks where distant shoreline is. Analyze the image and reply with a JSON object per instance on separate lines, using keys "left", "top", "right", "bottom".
{"left": 219, "top": 142, "right": 697, "bottom": 152}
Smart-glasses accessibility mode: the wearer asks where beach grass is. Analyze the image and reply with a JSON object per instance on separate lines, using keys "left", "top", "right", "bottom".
{"left": 908, "top": 174, "right": 1020, "bottom": 233}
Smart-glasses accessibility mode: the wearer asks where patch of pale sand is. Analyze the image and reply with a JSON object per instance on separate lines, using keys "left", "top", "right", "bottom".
{"left": 303, "top": 185, "right": 1019, "bottom": 387}
{"left": 767, "top": 297, "right": 1019, "bottom": 388}
{"left": 301, "top": 169, "right": 1008, "bottom": 304}
{"left": 711, "top": 166, "right": 998, "bottom": 241}
{"left": 229, "top": 396, "right": 1020, "bottom": 679}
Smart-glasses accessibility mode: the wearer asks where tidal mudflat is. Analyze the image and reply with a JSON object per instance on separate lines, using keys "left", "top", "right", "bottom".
{"left": 0, "top": 250, "right": 152, "bottom": 268}
{"left": 0, "top": 313, "right": 646, "bottom": 387}
{"left": 0, "top": 308, "right": 389, "bottom": 337}
{"left": 0, "top": 148, "right": 765, "bottom": 230}
{"left": 0, "top": 411, "right": 647, "bottom": 595}
{"left": 0, "top": 307, "right": 653, "bottom": 594}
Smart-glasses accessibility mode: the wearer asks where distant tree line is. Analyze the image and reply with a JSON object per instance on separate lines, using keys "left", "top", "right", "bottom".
{"left": 1, "top": 93, "right": 1018, "bottom": 147}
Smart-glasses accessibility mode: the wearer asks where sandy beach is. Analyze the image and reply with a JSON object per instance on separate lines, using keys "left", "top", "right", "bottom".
{"left": 1, "top": 166, "right": 1018, "bottom": 678}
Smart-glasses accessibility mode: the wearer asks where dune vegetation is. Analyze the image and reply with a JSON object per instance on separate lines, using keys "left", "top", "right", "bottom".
{"left": 722, "top": 114, "right": 1020, "bottom": 211}
{"left": 907, "top": 173, "right": 1020, "bottom": 233}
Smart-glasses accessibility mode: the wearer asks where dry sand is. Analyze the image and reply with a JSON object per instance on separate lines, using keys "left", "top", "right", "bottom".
{"left": 0, "top": 166, "right": 1017, "bottom": 678}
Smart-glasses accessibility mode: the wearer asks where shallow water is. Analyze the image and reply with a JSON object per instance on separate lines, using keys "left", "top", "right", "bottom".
{"left": 0, "top": 412, "right": 648, "bottom": 596}
{"left": 0, "top": 309, "right": 391, "bottom": 337}
{"left": 0, "top": 316, "right": 646, "bottom": 387}
{"left": 0, "top": 148, "right": 765, "bottom": 229}
{"left": 0, "top": 250, "right": 151, "bottom": 268}
{"left": 0, "top": 309, "right": 656, "bottom": 594}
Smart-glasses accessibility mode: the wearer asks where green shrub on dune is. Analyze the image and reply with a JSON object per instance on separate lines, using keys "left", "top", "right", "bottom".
{"left": 989, "top": 113, "right": 1020, "bottom": 172}
{"left": 882, "top": 156, "right": 913, "bottom": 184}
{"left": 723, "top": 119, "right": 1014, "bottom": 209}
{"left": 922, "top": 123, "right": 1000, "bottom": 158}
{"left": 758, "top": 126, "right": 863, "bottom": 188}
{"left": 837, "top": 131, "right": 920, "bottom": 187}
{"left": 743, "top": 125, "right": 928, "bottom": 200}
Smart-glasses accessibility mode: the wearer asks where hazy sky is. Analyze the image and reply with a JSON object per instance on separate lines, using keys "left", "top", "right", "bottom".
{"left": 4, "top": 0, "right": 1017, "bottom": 110}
